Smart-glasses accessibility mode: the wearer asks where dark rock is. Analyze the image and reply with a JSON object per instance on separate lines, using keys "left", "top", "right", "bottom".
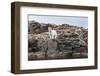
{"left": 35, "top": 52, "right": 45, "bottom": 59}
{"left": 28, "top": 52, "right": 37, "bottom": 60}
{"left": 47, "top": 50, "right": 59, "bottom": 59}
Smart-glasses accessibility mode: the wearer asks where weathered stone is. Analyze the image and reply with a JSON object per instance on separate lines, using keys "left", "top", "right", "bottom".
{"left": 28, "top": 20, "right": 88, "bottom": 60}
{"left": 58, "top": 51, "right": 73, "bottom": 58}
{"left": 47, "top": 50, "right": 59, "bottom": 59}
{"left": 28, "top": 52, "right": 37, "bottom": 60}
{"left": 47, "top": 39, "right": 58, "bottom": 51}
{"left": 35, "top": 52, "right": 45, "bottom": 59}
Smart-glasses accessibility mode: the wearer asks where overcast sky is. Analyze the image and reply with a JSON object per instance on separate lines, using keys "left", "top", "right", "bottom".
{"left": 28, "top": 15, "right": 88, "bottom": 28}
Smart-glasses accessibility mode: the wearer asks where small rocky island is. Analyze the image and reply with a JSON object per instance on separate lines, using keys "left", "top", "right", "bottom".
{"left": 28, "top": 20, "right": 88, "bottom": 60}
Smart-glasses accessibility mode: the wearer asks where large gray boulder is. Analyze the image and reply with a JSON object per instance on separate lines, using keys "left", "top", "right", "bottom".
{"left": 46, "top": 39, "right": 58, "bottom": 59}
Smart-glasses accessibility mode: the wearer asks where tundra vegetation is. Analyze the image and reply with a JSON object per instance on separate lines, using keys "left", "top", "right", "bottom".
{"left": 28, "top": 20, "right": 88, "bottom": 60}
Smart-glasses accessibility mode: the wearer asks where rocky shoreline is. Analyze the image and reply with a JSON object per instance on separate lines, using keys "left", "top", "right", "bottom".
{"left": 28, "top": 21, "right": 88, "bottom": 60}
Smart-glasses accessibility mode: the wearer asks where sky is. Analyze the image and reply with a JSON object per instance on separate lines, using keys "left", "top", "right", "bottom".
{"left": 28, "top": 15, "right": 88, "bottom": 28}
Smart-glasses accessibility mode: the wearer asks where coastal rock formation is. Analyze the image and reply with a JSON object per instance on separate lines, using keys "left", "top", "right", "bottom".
{"left": 28, "top": 21, "right": 88, "bottom": 60}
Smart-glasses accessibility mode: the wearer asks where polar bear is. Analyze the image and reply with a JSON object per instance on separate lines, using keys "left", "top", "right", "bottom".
{"left": 48, "top": 27, "right": 57, "bottom": 39}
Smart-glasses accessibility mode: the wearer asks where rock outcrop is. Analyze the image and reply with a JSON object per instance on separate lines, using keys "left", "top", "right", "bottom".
{"left": 28, "top": 21, "right": 88, "bottom": 60}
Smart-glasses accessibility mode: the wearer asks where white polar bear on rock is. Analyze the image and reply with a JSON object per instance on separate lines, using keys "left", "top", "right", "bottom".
{"left": 48, "top": 26, "right": 57, "bottom": 39}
